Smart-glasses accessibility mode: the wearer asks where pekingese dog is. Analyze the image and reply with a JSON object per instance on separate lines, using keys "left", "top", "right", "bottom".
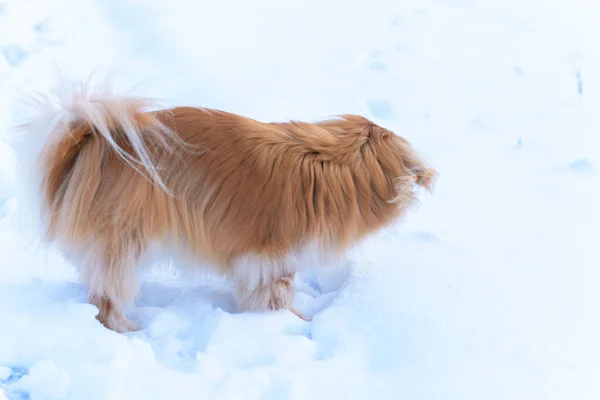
{"left": 17, "top": 84, "right": 437, "bottom": 332}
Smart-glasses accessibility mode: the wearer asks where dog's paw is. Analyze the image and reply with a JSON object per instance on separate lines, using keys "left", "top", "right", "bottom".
{"left": 290, "top": 307, "right": 313, "bottom": 322}
{"left": 113, "top": 317, "right": 141, "bottom": 333}
{"left": 97, "top": 314, "right": 140, "bottom": 333}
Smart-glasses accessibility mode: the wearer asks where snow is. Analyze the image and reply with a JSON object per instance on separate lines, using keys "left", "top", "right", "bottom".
{"left": 1, "top": 0, "right": 599, "bottom": 399}
{"left": 17, "top": 361, "right": 70, "bottom": 400}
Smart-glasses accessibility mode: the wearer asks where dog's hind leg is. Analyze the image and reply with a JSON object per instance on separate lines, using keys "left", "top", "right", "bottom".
{"left": 78, "top": 235, "right": 144, "bottom": 333}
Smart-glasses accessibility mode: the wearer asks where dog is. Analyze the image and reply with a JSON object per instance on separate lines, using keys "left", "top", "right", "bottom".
{"left": 16, "top": 84, "right": 437, "bottom": 332}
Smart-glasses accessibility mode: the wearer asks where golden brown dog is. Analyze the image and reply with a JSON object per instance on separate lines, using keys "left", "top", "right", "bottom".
{"left": 17, "top": 85, "right": 437, "bottom": 332}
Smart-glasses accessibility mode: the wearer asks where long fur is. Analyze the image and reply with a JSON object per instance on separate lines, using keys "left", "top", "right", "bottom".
{"left": 17, "top": 84, "right": 438, "bottom": 332}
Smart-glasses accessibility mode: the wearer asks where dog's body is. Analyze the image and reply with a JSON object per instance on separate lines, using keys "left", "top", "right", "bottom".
{"left": 19, "top": 86, "right": 437, "bottom": 332}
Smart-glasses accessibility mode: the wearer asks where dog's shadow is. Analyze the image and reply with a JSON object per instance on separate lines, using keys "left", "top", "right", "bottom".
{"left": 136, "top": 278, "right": 237, "bottom": 313}
{"left": 126, "top": 263, "right": 353, "bottom": 371}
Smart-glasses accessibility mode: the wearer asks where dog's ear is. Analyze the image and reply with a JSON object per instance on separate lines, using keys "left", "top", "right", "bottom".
{"left": 338, "top": 116, "right": 393, "bottom": 140}
{"left": 369, "top": 124, "right": 392, "bottom": 140}
{"left": 331, "top": 114, "right": 395, "bottom": 141}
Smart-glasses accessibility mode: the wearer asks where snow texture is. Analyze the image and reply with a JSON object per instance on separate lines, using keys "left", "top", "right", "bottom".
{"left": 0, "top": 0, "right": 599, "bottom": 399}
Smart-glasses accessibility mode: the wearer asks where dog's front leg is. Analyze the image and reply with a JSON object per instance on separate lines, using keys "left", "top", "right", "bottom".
{"left": 230, "top": 256, "right": 311, "bottom": 321}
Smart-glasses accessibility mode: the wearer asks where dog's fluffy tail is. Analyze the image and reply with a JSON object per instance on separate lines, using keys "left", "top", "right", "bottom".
{"left": 15, "top": 83, "right": 176, "bottom": 242}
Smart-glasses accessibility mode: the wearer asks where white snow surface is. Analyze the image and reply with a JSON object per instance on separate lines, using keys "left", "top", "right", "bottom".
{"left": 1, "top": 0, "right": 599, "bottom": 399}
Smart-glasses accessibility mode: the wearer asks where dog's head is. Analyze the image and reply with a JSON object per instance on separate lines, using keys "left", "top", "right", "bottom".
{"left": 369, "top": 120, "right": 438, "bottom": 209}
{"left": 317, "top": 115, "right": 438, "bottom": 210}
